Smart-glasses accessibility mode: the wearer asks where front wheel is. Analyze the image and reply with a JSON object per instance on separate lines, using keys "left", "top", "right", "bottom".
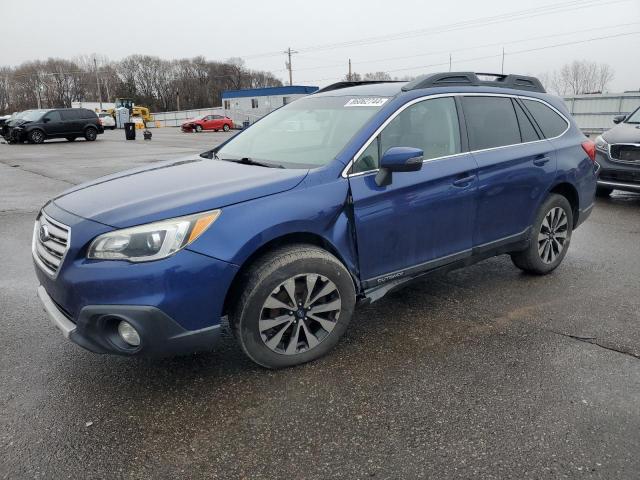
{"left": 230, "top": 245, "right": 356, "bottom": 369}
{"left": 28, "top": 129, "right": 45, "bottom": 144}
{"left": 195, "top": 125, "right": 203, "bottom": 132}
{"left": 223, "top": 124, "right": 230, "bottom": 132}
{"left": 511, "top": 194, "right": 573, "bottom": 275}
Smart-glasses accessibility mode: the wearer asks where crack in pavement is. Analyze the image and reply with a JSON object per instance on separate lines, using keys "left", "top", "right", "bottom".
{"left": 0, "top": 160, "right": 76, "bottom": 186}
{"left": 545, "top": 329, "right": 640, "bottom": 361}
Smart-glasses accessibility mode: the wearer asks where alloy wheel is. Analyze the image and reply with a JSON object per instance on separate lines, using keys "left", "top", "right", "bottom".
{"left": 259, "top": 274, "right": 341, "bottom": 355}
{"left": 538, "top": 207, "right": 568, "bottom": 264}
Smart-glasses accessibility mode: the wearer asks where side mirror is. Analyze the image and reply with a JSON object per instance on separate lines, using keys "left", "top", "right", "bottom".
{"left": 613, "top": 115, "right": 626, "bottom": 124}
{"left": 42, "top": 117, "right": 50, "bottom": 123}
{"left": 375, "top": 147, "right": 424, "bottom": 187}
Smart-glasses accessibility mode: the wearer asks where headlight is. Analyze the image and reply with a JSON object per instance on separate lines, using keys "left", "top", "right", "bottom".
{"left": 87, "top": 209, "right": 221, "bottom": 262}
{"left": 594, "top": 135, "right": 609, "bottom": 153}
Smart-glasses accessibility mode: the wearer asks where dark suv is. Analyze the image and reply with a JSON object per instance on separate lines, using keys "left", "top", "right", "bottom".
{"left": 4, "top": 108, "right": 104, "bottom": 144}
{"left": 33, "top": 72, "right": 598, "bottom": 368}
{"left": 594, "top": 106, "right": 640, "bottom": 195}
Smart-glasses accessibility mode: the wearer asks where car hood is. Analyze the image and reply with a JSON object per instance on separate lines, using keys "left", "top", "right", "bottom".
{"left": 53, "top": 155, "right": 308, "bottom": 228}
{"left": 182, "top": 118, "right": 202, "bottom": 125}
{"left": 602, "top": 122, "right": 640, "bottom": 144}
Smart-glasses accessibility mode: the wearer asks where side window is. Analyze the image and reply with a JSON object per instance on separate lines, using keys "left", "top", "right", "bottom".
{"left": 251, "top": 99, "right": 259, "bottom": 109}
{"left": 513, "top": 100, "right": 540, "bottom": 142}
{"left": 60, "top": 110, "right": 77, "bottom": 120}
{"left": 224, "top": 100, "right": 231, "bottom": 110}
{"left": 44, "top": 111, "right": 61, "bottom": 122}
{"left": 352, "top": 97, "right": 461, "bottom": 174}
{"left": 462, "top": 96, "right": 521, "bottom": 150}
{"left": 522, "top": 99, "right": 568, "bottom": 138}
{"left": 213, "top": 115, "right": 223, "bottom": 119}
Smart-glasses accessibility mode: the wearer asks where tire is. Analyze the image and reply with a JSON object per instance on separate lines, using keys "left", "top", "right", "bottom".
{"left": 195, "top": 125, "right": 203, "bottom": 132}
{"left": 223, "top": 124, "right": 230, "bottom": 132}
{"left": 84, "top": 127, "right": 97, "bottom": 141}
{"left": 66, "top": 136, "right": 76, "bottom": 142}
{"left": 229, "top": 244, "right": 356, "bottom": 369}
{"left": 596, "top": 186, "right": 613, "bottom": 197}
{"left": 28, "top": 129, "right": 45, "bottom": 144}
{"left": 511, "top": 194, "right": 573, "bottom": 275}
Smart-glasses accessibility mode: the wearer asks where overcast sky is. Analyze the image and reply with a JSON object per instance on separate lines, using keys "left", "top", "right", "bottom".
{"left": 2, "top": 0, "right": 639, "bottom": 92}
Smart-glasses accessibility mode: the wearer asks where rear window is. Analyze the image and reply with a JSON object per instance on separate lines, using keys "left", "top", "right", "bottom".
{"left": 522, "top": 99, "right": 568, "bottom": 138}
{"left": 462, "top": 96, "right": 521, "bottom": 150}
{"left": 81, "top": 109, "right": 97, "bottom": 119}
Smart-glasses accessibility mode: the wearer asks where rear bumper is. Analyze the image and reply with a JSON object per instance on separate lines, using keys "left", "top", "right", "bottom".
{"left": 37, "top": 286, "right": 221, "bottom": 356}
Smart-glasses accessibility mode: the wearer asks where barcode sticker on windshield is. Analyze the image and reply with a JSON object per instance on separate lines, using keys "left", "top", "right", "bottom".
{"left": 344, "top": 98, "right": 388, "bottom": 107}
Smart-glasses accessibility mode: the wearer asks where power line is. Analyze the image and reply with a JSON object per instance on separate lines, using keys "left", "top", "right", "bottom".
{"left": 240, "top": 0, "right": 628, "bottom": 60}
{"left": 285, "top": 21, "right": 640, "bottom": 74}
{"left": 296, "top": 30, "right": 640, "bottom": 83}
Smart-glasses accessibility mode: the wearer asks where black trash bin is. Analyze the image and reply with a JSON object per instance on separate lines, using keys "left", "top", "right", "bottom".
{"left": 124, "top": 122, "right": 136, "bottom": 140}
{"left": 242, "top": 121, "right": 250, "bottom": 129}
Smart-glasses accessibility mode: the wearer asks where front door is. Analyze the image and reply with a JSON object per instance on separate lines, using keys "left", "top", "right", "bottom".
{"left": 348, "top": 96, "right": 478, "bottom": 286}
{"left": 42, "top": 110, "right": 64, "bottom": 136}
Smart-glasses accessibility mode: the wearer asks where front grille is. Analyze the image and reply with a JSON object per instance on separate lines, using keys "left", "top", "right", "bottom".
{"left": 610, "top": 144, "right": 640, "bottom": 162}
{"left": 32, "top": 213, "right": 70, "bottom": 277}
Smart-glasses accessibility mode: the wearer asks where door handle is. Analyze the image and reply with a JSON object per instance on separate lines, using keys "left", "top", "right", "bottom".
{"left": 452, "top": 175, "right": 475, "bottom": 187}
{"left": 533, "top": 155, "right": 551, "bottom": 166}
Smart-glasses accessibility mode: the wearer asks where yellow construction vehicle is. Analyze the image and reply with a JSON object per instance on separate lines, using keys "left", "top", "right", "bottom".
{"left": 106, "top": 98, "right": 153, "bottom": 123}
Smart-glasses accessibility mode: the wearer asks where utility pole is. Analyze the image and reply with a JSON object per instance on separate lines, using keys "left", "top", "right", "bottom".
{"left": 103, "top": 77, "right": 111, "bottom": 104}
{"left": 34, "top": 73, "right": 41, "bottom": 109}
{"left": 176, "top": 90, "right": 180, "bottom": 111}
{"left": 284, "top": 47, "right": 298, "bottom": 86}
{"left": 449, "top": 53, "right": 452, "bottom": 72}
{"left": 501, "top": 47, "right": 505, "bottom": 75}
{"left": 348, "top": 59, "right": 352, "bottom": 81}
{"left": 94, "top": 57, "right": 102, "bottom": 110}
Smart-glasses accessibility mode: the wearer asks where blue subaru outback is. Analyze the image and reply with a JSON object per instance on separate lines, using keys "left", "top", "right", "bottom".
{"left": 33, "top": 72, "right": 598, "bottom": 368}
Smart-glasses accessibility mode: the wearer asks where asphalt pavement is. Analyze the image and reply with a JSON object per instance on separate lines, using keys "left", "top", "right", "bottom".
{"left": 1, "top": 129, "right": 639, "bottom": 479}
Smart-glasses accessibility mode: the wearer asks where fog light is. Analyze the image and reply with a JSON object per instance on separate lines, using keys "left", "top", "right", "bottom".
{"left": 117, "top": 320, "right": 141, "bottom": 347}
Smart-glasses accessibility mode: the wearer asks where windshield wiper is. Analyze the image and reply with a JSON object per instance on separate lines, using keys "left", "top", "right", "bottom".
{"left": 221, "top": 157, "right": 284, "bottom": 168}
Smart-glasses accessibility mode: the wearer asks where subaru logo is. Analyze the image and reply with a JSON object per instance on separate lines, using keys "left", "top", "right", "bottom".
{"left": 39, "top": 224, "right": 51, "bottom": 243}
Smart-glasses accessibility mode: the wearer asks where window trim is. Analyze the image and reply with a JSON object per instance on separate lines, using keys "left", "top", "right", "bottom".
{"left": 342, "top": 92, "right": 570, "bottom": 178}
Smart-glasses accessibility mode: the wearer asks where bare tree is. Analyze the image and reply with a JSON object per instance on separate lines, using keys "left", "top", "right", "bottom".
{"left": 543, "top": 60, "right": 615, "bottom": 95}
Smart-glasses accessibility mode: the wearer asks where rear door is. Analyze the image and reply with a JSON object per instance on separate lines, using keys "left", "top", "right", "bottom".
{"left": 461, "top": 95, "right": 557, "bottom": 246}
{"left": 60, "top": 109, "right": 82, "bottom": 134}
{"left": 348, "top": 96, "right": 478, "bottom": 284}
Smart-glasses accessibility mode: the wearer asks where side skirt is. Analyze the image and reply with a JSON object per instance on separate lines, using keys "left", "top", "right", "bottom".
{"left": 359, "top": 227, "right": 531, "bottom": 304}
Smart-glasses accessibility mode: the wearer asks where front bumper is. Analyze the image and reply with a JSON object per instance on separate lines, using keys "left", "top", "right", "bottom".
{"left": 37, "top": 286, "right": 221, "bottom": 355}
{"left": 595, "top": 150, "right": 640, "bottom": 193}
{"left": 33, "top": 202, "right": 239, "bottom": 356}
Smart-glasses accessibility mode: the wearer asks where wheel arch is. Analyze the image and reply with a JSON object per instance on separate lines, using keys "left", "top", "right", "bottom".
{"left": 548, "top": 182, "right": 579, "bottom": 225}
{"left": 221, "top": 232, "right": 357, "bottom": 317}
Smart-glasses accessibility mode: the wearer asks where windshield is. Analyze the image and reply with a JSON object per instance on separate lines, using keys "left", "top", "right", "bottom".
{"left": 625, "top": 107, "right": 640, "bottom": 124}
{"left": 216, "top": 95, "right": 389, "bottom": 168}
{"left": 20, "top": 110, "right": 48, "bottom": 122}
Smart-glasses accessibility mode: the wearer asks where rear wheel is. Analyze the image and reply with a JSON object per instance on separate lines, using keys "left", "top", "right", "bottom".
{"left": 511, "top": 194, "right": 573, "bottom": 275}
{"left": 223, "top": 124, "right": 230, "bottom": 132}
{"left": 596, "top": 186, "right": 613, "bottom": 197}
{"left": 84, "top": 127, "right": 97, "bottom": 141}
{"left": 28, "top": 129, "right": 45, "bottom": 144}
{"left": 229, "top": 245, "right": 356, "bottom": 369}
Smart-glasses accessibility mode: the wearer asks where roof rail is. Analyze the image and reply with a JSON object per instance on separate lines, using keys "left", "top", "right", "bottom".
{"left": 402, "top": 72, "right": 546, "bottom": 93}
{"left": 315, "top": 80, "right": 403, "bottom": 94}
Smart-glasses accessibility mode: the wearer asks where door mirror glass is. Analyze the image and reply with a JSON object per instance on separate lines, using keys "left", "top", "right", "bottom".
{"left": 42, "top": 117, "right": 50, "bottom": 123}
{"left": 613, "top": 115, "right": 626, "bottom": 124}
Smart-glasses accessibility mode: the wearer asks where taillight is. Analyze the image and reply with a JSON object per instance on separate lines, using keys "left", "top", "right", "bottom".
{"left": 581, "top": 140, "right": 596, "bottom": 162}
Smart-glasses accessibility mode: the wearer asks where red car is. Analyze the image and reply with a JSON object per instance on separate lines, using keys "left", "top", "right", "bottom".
{"left": 181, "top": 114, "right": 233, "bottom": 132}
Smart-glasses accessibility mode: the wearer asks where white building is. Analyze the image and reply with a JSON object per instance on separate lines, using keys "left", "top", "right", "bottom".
{"left": 222, "top": 85, "right": 318, "bottom": 127}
